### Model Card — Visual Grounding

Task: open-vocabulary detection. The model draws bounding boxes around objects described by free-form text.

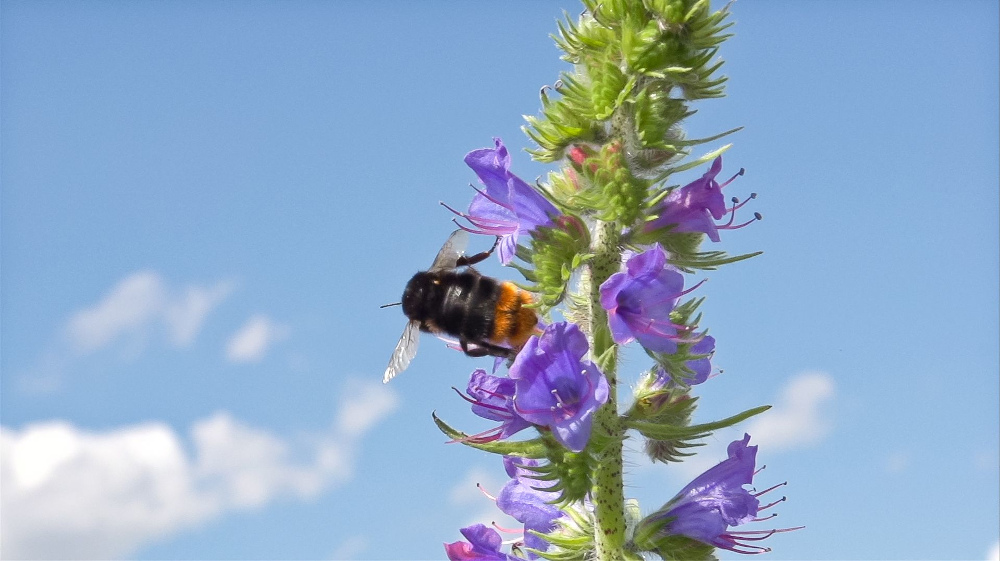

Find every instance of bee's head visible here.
[401,272,432,320]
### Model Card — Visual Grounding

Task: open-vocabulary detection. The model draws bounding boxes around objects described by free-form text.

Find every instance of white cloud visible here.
[330,536,369,560]
[17,273,233,394]
[988,540,999,561]
[336,379,401,438]
[0,381,399,560]
[655,372,838,482]
[164,282,233,346]
[225,315,289,363]
[65,271,232,354]
[66,272,167,353]
[744,371,835,452]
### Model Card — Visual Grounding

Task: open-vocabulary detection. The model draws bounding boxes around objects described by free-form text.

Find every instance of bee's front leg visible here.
[460,338,515,359]
[455,236,501,268]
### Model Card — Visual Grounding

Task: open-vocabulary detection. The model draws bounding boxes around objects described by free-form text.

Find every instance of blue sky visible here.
[2,1,997,560]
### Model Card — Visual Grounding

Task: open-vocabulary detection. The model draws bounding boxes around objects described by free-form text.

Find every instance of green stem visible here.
[589,221,625,561]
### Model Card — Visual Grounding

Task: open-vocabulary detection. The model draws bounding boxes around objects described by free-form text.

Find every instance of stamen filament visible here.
[728,546,771,554]
[719,168,745,189]
[450,386,509,413]
[477,483,497,501]
[492,522,522,534]
[676,278,708,298]
[451,219,491,237]
[730,526,804,536]
[758,496,787,511]
[469,184,514,211]
[753,481,788,497]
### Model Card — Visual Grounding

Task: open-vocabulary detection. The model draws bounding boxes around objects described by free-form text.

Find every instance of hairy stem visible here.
[589,220,625,560]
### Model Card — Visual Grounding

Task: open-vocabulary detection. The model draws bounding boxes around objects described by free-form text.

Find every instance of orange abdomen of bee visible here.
[490,282,539,348]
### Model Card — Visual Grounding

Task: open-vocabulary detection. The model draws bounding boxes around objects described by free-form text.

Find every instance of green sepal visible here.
[627,371,701,463]
[526,431,600,505]
[594,345,618,377]
[567,143,651,226]
[632,87,691,150]
[627,223,763,273]
[431,412,547,458]
[589,54,630,120]
[643,299,711,384]
[627,385,697,426]
[628,405,771,441]
[553,10,614,64]
[643,0,692,24]
[527,498,598,561]
[672,126,743,148]
[522,214,592,312]
[633,530,718,561]
[523,72,607,163]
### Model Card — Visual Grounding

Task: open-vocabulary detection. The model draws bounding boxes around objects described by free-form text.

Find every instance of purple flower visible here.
[444,524,512,561]
[496,457,565,556]
[637,434,800,554]
[645,156,756,242]
[653,335,716,387]
[455,369,531,443]
[682,335,716,384]
[599,244,704,354]
[444,138,561,264]
[509,322,609,452]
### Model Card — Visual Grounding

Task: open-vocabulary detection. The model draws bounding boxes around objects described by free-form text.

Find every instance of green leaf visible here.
[629,405,771,441]
[670,250,764,271]
[431,412,547,458]
[653,143,733,182]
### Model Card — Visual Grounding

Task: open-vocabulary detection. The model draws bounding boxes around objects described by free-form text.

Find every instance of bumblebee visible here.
[382,230,538,383]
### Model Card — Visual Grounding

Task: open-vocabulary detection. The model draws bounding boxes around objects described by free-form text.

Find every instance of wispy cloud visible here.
[744,371,835,452]
[988,540,999,561]
[0,381,399,560]
[330,536,369,560]
[225,314,289,363]
[652,371,838,481]
[337,379,401,438]
[66,271,232,354]
[18,272,233,393]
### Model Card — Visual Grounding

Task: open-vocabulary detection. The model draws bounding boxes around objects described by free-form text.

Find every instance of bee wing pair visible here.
[382,230,470,383]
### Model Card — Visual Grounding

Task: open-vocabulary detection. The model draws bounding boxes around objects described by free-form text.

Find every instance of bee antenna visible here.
[379,302,402,309]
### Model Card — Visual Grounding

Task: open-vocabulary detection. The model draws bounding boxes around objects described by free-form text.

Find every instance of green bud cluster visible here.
[527,0,735,172]
[513,214,593,312]
[532,432,601,505]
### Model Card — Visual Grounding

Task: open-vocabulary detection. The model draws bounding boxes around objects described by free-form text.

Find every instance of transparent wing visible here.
[383,320,421,383]
[429,229,468,271]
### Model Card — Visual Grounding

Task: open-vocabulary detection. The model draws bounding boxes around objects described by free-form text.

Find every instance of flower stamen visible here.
[758,496,787,511]
[491,521,523,534]
[719,168,746,189]
[753,481,788,497]
[477,483,497,501]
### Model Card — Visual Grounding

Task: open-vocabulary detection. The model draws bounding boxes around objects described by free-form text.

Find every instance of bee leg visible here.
[460,338,516,359]
[456,236,501,267]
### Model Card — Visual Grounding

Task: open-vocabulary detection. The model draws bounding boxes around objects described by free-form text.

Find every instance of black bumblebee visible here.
[383,230,539,383]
